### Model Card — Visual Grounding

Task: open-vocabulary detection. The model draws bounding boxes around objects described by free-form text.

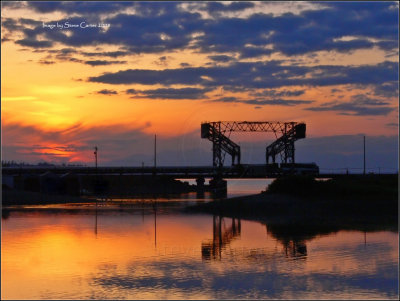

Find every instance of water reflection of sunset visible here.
[2,209,398,300]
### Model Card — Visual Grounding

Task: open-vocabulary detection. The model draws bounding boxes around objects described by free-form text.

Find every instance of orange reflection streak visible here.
[1,214,214,299]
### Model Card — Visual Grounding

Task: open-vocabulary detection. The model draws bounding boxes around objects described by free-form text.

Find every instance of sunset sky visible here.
[1,1,399,172]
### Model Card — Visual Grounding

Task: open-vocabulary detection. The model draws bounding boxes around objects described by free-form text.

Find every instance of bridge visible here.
[0,165,277,178]
[2,164,366,179]
[3,121,396,198]
[3,120,311,177]
[0,120,325,196]
[201,121,306,167]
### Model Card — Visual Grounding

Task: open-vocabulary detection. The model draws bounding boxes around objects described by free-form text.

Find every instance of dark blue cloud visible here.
[290,2,399,53]
[194,2,398,57]
[247,99,314,106]
[16,38,53,48]
[208,55,235,63]
[250,89,306,97]
[324,39,375,52]
[305,95,396,116]
[194,15,278,56]
[1,1,25,9]
[85,60,126,66]
[210,97,314,107]
[206,2,255,13]
[212,97,237,103]
[89,66,208,85]
[205,2,255,18]
[126,87,212,100]
[88,61,399,91]
[376,40,399,51]
[6,1,396,57]
[50,48,77,56]
[19,18,43,27]
[10,17,103,49]
[128,2,182,18]
[100,13,193,54]
[350,94,392,106]
[36,48,128,66]
[96,89,118,95]
[239,47,274,59]
[81,51,130,58]
[373,81,399,98]
[26,1,65,13]
[28,1,130,14]
[38,59,56,65]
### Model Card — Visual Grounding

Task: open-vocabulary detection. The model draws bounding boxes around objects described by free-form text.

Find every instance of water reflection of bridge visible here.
[201,215,308,260]
[282,240,307,258]
[92,206,309,260]
[201,216,241,260]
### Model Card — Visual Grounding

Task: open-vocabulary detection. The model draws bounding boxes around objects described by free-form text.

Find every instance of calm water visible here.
[1,179,398,300]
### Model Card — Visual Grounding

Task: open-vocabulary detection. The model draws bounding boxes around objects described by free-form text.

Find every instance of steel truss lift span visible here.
[201,121,306,168]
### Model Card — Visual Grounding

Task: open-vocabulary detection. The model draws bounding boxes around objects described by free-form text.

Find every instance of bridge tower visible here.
[265,123,306,164]
[201,121,306,168]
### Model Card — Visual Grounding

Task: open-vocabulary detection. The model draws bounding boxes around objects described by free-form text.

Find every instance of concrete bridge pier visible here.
[209,175,227,198]
[196,176,205,189]
[196,176,206,198]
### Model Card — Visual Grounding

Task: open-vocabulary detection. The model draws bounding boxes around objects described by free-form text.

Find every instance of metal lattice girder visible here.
[203,121,297,134]
[266,123,306,164]
[202,123,241,167]
[201,121,306,168]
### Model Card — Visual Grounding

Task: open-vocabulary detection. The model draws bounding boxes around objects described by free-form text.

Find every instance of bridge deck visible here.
[2,165,391,179]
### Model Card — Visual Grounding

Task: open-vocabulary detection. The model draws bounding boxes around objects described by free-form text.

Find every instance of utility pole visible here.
[363,136,366,175]
[94,146,99,195]
[94,146,98,170]
[154,134,157,173]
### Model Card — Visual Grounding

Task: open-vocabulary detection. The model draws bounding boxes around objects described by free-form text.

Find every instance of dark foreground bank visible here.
[1,174,219,205]
[187,175,398,233]
[1,189,94,205]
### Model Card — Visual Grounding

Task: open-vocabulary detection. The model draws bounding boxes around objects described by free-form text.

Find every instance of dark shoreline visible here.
[2,175,398,234]
[186,190,398,240]
[1,188,200,206]
[1,189,96,206]
[3,189,397,246]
